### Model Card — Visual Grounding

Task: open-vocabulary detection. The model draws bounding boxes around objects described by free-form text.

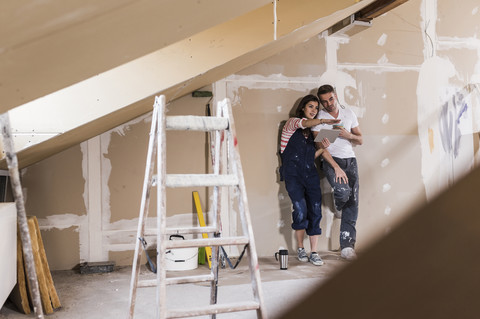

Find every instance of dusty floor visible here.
[0,252,350,318]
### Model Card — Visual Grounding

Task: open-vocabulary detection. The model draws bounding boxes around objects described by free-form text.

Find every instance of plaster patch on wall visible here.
[472,6,479,15]
[382,113,389,124]
[37,214,88,263]
[437,37,480,50]
[382,136,390,144]
[79,141,90,261]
[381,158,390,168]
[417,55,458,200]
[377,33,388,46]
[377,54,389,65]
[382,94,387,99]
[384,206,391,216]
[382,184,391,192]
[100,133,113,229]
[225,73,321,106]
[37,214,87,230]
[277,219,285,228]
[276,106,282,113]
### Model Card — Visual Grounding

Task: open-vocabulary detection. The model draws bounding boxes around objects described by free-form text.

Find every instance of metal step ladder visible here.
[127,95,267,319]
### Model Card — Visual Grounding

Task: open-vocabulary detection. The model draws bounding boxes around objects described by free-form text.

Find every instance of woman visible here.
[280,94,340,266]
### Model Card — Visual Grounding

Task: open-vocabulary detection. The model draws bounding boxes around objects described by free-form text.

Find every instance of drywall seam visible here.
[422,0,437,59]
[338,63,421,72]
[86,136,106,262]
[213,80,238,255]
[321,34,366,117]
[437,37,480,50]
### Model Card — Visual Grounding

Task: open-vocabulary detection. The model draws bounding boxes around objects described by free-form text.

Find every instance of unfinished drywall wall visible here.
[18,0,480,270]
[21,144,85,270]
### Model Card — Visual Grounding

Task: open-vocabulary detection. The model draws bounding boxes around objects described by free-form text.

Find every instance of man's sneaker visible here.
[297,248,308,262]
[309,252,324,266]
[341,247,357,261]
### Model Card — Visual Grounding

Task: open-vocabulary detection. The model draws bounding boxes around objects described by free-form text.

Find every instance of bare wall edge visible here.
[280,159,480,319]
[0,0,377,170]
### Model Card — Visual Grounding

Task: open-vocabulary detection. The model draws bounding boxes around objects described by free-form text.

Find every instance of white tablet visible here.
[314,129,341,143]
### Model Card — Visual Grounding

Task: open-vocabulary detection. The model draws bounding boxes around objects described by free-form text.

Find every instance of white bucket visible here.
[165,235,198,271]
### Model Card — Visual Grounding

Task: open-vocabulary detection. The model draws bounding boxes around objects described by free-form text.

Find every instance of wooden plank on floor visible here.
[32,216,61,309]
[8,229,31,314]
[27,217,53,314]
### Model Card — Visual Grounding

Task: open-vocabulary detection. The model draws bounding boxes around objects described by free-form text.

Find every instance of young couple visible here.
[279,84,363,266]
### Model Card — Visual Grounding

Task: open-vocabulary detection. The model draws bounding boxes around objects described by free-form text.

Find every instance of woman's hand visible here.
[318,137,330,149]
[321,119,341,125]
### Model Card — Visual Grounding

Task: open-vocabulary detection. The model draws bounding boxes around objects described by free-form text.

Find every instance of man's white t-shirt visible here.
[312,107,359,159]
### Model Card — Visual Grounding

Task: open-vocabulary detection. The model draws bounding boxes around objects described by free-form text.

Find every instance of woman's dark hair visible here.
[295,94,319,118]
[317,84,335,97]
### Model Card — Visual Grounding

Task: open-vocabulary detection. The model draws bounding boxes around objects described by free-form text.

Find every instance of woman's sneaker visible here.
[297,248,308,262]
[309,252,324,266]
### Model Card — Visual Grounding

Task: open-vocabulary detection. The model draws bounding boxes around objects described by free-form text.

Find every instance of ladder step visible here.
[167,301,260,318]
[166,116,228,131]
[166,236,249,249]
[138,274,214,287]
[165,174,238,188]
[144,226,218,237]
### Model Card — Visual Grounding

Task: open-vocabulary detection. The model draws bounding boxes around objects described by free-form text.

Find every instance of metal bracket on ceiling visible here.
[328,14,372,37]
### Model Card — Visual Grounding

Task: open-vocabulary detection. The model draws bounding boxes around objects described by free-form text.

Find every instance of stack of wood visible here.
[9,216,61,314]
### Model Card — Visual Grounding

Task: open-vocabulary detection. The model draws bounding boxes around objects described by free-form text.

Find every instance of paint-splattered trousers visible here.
[322,157,359,249]
[284,172,323,236]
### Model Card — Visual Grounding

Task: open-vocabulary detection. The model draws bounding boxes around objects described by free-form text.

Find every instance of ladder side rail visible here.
[128,100,160,319]
[209,100,225,317]
[156,95,168,319]
[222,99,268,319]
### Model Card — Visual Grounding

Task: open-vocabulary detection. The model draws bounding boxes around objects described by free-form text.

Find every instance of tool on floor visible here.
[192,191,212,269]
[195,189,247,270]
[127,95,267,319]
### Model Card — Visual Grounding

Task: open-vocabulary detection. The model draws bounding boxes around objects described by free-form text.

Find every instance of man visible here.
[311,84,363,260]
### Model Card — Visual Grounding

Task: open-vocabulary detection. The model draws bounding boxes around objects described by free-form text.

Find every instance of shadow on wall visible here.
[279,151,480,319]
[276,119,293,252]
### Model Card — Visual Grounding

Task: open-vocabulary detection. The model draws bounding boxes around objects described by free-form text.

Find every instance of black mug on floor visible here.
[274,249,288,270]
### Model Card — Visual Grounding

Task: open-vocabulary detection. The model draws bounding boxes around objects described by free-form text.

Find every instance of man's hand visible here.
[334,166,348,184]
[337,127,351,139]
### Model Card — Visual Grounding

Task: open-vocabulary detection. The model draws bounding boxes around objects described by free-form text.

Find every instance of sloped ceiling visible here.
[0,0,272,112]
[1,0,395,169]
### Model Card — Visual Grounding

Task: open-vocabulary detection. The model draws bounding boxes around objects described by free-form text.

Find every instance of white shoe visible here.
[341,247,357,260]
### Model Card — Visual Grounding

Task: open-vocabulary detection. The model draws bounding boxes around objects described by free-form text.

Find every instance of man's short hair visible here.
[317,84,335,97]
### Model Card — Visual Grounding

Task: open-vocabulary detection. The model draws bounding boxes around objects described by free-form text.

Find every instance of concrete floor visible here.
[0,252,350,319]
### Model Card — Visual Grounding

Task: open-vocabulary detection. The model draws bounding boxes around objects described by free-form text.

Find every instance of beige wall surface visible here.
[20,0,480,270]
